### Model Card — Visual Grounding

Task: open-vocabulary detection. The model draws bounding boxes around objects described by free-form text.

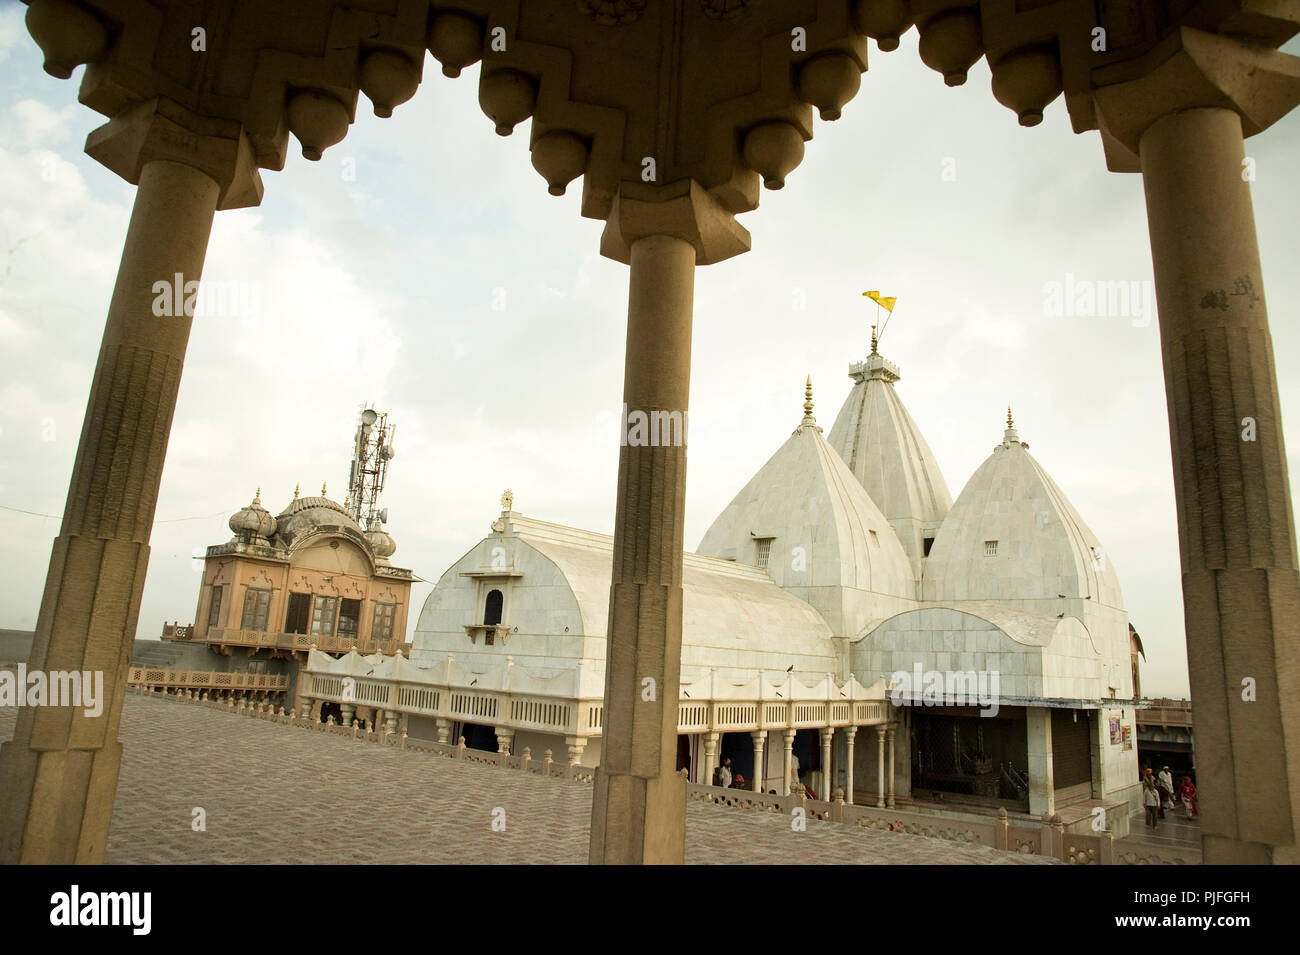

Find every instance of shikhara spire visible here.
[794,375,822,435]
[828,326,952,566]
[1003,406,1022,447]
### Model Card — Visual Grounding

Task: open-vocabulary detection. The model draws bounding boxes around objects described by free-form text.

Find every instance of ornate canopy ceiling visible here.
[26,1,1299,222]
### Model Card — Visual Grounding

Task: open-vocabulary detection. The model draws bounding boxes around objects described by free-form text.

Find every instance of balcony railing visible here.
[1135,698,1192,729]
[126,667,289,691]
[161,623,194,641]
[300,673,889,739]
[205,628,410,657]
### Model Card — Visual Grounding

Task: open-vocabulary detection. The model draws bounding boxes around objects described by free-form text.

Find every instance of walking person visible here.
[1157,765,1175,815]
[1179,776,1198,819]
[1142,771,1161,829]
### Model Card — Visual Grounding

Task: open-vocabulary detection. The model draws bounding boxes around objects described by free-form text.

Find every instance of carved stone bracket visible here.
[1092,27,1300,172]
[599,178,751,266]
[84,96,263,209]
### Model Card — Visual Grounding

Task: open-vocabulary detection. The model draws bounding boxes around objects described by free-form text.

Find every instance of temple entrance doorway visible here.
[456,721,498,752]
[910,706,1029,811]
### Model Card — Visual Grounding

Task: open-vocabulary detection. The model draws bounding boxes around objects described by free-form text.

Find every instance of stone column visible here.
[435,718,451,744]
[750,731,767,794]
[1142,110,1300,863]
[566,736,586,766]
[781,729,797,796]
[0,102,259,863]
[820,727,834,800]
[844,727,857,804]
[495,727,514,755]
[1090,709,1108,801]
[589,232,694,863]
[340,703,356,727]
[702,731,720,787]
[886,725,897,808]
[589,182,749,865]
[876,726,887,808]
[1094,30,1300,864]
[1026,707,1055,817]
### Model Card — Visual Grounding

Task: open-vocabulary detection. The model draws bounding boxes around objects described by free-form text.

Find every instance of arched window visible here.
[484,589,504,626]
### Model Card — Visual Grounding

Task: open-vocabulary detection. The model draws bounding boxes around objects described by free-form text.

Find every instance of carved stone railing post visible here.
[995,808,1010,852]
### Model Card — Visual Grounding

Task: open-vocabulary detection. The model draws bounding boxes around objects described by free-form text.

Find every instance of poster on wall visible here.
[1121,725,1133,751]
[1109,717,1122,744]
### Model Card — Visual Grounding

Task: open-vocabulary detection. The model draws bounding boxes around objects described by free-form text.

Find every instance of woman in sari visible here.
[1179,777,1198,818]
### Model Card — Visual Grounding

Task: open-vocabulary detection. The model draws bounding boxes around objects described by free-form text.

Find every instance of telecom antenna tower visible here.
[346,406,395,531]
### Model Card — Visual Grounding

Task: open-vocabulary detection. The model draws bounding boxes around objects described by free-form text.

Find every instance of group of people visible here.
[714,756,746,790]
[711,754,818,799]
[1141,765,1197,828]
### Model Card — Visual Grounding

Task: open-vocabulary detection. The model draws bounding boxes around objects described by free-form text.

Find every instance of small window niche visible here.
[484,588,504,626]
[464,577,514,646]
[984,540,999,557]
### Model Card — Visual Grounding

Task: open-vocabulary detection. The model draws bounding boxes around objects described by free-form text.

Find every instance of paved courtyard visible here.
[0,693,1052,864]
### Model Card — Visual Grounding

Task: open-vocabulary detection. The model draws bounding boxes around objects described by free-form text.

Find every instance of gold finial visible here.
[1007,406,1014,429]
[293,483,300,500]
[804,375,814,418]
[321,481,327,497]
[500,489,514,512]
[870,325,878,355]
[343,492,350,509]
[255,487,261,500]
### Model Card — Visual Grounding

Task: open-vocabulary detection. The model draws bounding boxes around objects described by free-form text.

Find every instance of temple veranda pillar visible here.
[886,725,897,808]
[702,731,720,787]
[819,728,833,800]
[749,732,767,795]
[0,100,260,864]
[1140,108,1300,864]
[588,233,696,865]
[1094,31,1300,864]
[589,183,749,864]
[1026,708,1055,818]
[844,726,857,805]
[782,729,797,796]
[876,726,886,808]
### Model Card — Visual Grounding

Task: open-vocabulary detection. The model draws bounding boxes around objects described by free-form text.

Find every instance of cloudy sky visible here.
[2,8,1297,698]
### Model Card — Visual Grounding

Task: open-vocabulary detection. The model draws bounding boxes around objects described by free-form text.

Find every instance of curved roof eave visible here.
[514,515,837,654]
[853,601,1099,652]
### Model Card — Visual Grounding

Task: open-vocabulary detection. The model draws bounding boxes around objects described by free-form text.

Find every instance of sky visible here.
[1,7,1298,699]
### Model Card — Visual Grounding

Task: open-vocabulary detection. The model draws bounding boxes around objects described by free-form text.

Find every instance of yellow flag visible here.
[862,290,897,312]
